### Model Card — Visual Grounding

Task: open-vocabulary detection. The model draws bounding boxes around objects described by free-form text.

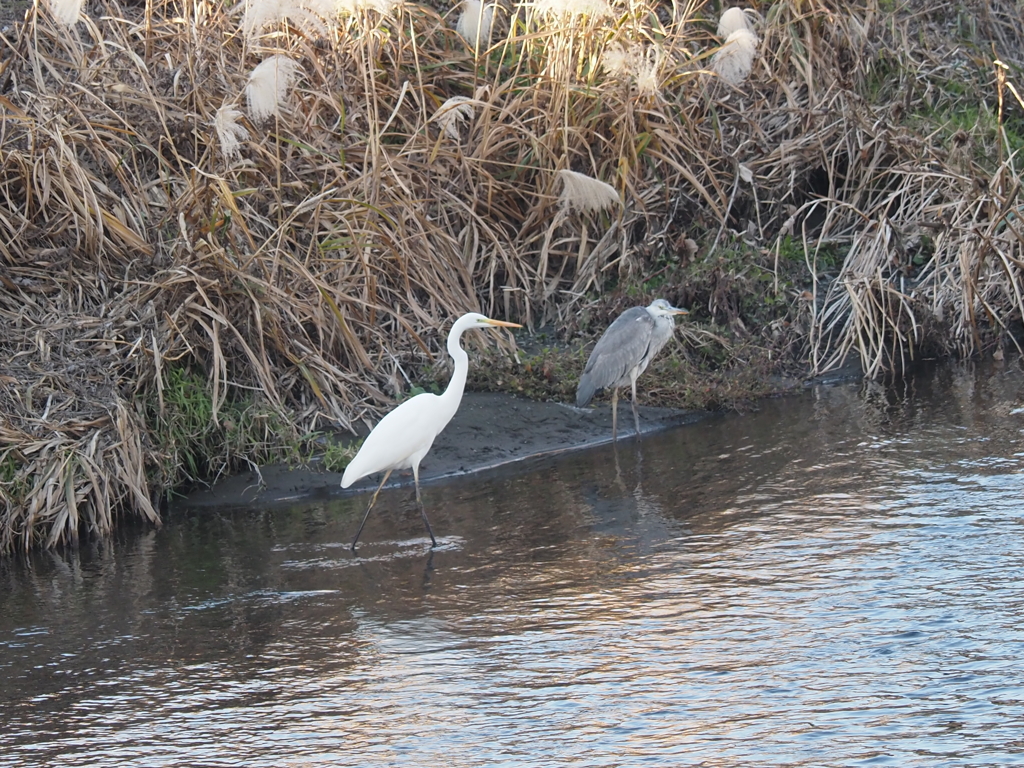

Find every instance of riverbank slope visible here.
[2,0,1023,550]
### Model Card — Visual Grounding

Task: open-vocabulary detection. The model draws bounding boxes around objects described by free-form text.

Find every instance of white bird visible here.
[342,312,521,550]
[576,299,689,440]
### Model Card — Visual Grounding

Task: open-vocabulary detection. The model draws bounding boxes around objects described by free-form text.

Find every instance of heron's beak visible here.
[483,318,523,328]
[671,307,689,315]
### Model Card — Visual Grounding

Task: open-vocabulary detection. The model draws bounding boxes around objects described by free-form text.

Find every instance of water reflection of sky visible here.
[2,362,1024,766]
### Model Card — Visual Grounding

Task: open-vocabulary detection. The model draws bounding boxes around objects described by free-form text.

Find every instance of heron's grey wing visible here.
[576,307,655,407]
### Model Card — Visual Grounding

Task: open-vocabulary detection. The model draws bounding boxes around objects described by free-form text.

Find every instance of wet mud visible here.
[178,393,706,510]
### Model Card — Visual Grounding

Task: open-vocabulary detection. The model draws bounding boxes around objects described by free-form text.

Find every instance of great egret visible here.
[342,312,521,550]
[576,299,688,440]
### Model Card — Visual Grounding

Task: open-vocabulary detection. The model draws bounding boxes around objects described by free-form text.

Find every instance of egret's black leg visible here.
[413,466,437,547]
[350,469,392,551]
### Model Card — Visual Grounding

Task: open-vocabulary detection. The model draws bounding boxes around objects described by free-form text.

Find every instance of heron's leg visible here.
[630,376,641,437]
[350,469,393,551]
[612,441,626,492]
[413,465,438,548]
[611,388,619,441]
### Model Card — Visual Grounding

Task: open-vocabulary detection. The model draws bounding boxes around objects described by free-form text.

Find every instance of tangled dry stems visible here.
[0,0,1023,550]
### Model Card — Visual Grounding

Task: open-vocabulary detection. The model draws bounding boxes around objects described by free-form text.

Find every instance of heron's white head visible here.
[646,299,689,318]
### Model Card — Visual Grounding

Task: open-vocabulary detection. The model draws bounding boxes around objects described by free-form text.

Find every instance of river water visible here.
[3,362,1024,767]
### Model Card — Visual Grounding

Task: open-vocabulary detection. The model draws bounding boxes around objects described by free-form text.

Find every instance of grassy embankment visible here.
[0,0,1022,551]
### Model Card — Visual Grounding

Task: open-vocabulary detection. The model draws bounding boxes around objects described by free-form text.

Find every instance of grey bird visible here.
[576,299,689,440]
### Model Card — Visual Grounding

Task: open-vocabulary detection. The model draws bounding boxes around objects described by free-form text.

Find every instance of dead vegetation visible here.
[1,0,1023,550]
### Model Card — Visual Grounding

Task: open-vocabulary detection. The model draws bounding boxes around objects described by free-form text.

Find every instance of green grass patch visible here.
[148,366,306,491]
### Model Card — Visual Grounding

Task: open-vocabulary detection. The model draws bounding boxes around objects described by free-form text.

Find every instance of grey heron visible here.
[342,312,521,550]
[576,299,688,440]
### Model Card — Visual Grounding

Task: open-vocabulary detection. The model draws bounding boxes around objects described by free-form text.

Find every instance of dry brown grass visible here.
[1,0,1023,550]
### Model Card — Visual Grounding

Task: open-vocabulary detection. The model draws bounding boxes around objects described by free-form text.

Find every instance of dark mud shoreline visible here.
[177,353,872,513]
[178,392,710,511]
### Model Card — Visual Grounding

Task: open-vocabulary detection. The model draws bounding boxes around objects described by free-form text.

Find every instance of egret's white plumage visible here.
[342,312,521,549]
[576,299,688,439]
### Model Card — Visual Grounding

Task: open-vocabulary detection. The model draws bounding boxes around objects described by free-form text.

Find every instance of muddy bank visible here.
[178,354,866,512]
[178,392,709,510]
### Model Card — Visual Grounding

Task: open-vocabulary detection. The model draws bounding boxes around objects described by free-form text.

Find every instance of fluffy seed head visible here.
[246,55,301,123]
[433,96,474,140]
[214,105,251,158]
[46,0,85,26]
[711,29,758,85]
[456,0,494,50]
[717,6,753,37]
[602,42,662,96]
[534,0,611,19]
[242,0,328,38]
[634,55,660,97]
[602,43,630,78]
[557,169,621,214]
[334,0,400,15]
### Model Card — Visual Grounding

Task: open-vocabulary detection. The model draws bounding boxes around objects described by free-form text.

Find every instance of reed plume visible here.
[455,0,493,51]
[242,0,326,37]
[335,0,400,15]
[534,0,611,19]
[635,53,662,96]
[602,42,662,96]
[717,6,754,37]
[602,42,630,78]
[557,170,621,213]
[711,5,758,85]
[433,96,474,140]
[46,0,85,26]
[711,29,758,85]
[246,56,301,122]
[214,105,250,158]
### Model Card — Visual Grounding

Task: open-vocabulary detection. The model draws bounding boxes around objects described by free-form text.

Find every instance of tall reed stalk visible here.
[1,0,1023,549]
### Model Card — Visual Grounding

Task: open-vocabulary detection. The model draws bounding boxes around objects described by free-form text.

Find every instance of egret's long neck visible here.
[441,323,471,408]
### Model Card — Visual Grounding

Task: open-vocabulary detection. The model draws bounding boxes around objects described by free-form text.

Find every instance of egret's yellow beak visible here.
[484,318,523,328]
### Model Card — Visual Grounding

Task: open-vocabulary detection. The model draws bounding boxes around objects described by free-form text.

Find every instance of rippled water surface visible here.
[4,364,1024,767]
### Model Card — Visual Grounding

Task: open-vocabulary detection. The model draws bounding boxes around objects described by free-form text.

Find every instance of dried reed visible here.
[1,0,1022,550]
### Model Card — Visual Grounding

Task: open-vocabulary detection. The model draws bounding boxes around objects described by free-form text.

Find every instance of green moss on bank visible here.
[448,237,818,412]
